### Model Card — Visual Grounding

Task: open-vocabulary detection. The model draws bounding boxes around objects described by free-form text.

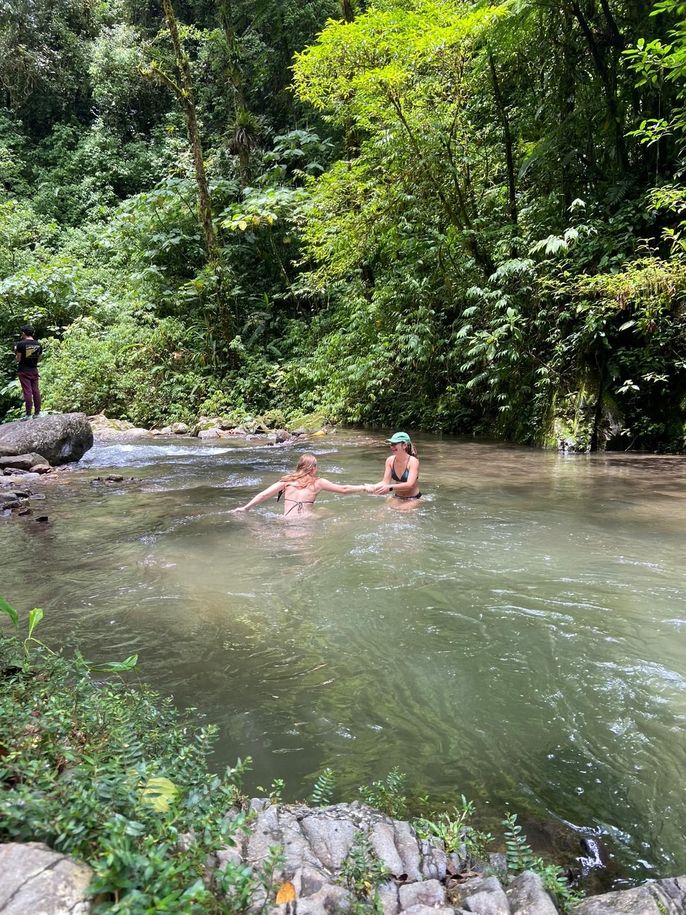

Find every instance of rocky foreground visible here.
[1,801,684,914]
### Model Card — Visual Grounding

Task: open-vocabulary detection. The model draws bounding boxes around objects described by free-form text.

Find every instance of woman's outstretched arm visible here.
[318,479,374,495]
[232,481,284,512]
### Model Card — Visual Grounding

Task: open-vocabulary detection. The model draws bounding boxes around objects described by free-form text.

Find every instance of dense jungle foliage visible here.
[1,0,685,449]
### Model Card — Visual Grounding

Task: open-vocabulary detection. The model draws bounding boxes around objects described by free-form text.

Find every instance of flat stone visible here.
[507,871,557,915]
[0,453,49,471]
[399,878,447,909]
[370,822,405,878]
[292,864,328,897]
[457,875,511,915]
[300,811,356,871]
[378,880,400,915]
[271,882,351,914]
[276,808,322,872]
[0,841,93,914]
[403,907,456,915]
[88,414,149,440]
[246,804,281,868]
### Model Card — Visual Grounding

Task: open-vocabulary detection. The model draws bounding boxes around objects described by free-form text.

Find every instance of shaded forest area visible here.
[0,0,685,450]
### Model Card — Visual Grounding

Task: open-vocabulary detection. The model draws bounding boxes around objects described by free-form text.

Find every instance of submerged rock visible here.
[0,413,92,465]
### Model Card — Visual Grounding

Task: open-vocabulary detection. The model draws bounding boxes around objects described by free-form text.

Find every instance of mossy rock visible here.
[257,410,287,430]
[286,412,330,434]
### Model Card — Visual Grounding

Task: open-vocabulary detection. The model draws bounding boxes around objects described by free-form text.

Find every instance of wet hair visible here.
[401,442,418,458]
[280,453,318,484]
[21,325,35,337]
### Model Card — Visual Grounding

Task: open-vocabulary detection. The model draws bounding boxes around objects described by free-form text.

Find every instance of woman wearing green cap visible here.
[372,432,421,503]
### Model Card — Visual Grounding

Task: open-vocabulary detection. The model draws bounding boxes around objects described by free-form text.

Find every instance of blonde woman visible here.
[232,453,373,517]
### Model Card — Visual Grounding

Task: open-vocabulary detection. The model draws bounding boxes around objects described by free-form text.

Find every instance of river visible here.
[2,430,685,886]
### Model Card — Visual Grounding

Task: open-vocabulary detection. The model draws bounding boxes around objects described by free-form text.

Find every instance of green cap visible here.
[386,431,411,444]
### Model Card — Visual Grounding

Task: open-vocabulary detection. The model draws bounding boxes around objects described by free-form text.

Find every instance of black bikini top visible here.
[391,460,411,483]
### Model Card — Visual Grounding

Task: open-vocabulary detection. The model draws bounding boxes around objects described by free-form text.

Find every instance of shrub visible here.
[0,609,267,913]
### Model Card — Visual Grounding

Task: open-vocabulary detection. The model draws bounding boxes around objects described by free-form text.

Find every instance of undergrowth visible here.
[0,601,274,914]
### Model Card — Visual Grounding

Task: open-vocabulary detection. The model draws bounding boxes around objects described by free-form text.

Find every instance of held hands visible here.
[372,482,390,495]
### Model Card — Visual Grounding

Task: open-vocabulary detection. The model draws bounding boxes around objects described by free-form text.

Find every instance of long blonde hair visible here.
[280,453,318,485]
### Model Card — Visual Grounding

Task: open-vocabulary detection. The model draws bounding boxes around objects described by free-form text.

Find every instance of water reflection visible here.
[1,433,685,883]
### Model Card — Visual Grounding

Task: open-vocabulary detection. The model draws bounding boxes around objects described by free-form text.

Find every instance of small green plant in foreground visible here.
[340,832,389,914]
[310,767,336,806]
[414,795,494,863]
[359,767,408,819]
[502,813,583,912]
[0,597,137,673]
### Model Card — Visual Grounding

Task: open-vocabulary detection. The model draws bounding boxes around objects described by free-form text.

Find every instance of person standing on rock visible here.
[14,325,42,420]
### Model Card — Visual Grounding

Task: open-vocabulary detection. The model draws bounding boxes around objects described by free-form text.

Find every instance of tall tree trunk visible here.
[218,0,247,111]
[557,17,577,213]
[569,0,628,172]
[161,0,219,262]
[341,0,355,22]
[487,48,518,253]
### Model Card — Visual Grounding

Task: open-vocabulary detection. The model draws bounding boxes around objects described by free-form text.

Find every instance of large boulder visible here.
[0,413,93,465]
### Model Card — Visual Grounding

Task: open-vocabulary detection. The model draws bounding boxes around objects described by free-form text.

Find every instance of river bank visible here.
[2,629,684,914]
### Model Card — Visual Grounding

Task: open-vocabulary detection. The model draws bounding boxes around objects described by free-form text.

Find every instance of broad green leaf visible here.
[88,654,138,673]
[140,776,179,813]
[0,597,19,626]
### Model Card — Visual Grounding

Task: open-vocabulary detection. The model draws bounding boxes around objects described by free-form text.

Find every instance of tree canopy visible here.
[0,0,684,449]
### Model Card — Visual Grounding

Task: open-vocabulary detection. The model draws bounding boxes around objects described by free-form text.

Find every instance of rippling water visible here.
[2,431,685,884]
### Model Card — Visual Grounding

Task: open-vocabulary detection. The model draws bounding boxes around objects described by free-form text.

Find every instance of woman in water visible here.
[231,453,373,517]
[372,431,421,503]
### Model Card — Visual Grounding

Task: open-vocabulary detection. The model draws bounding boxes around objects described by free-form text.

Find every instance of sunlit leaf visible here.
[27,607,44,639]
[140,776,179,813]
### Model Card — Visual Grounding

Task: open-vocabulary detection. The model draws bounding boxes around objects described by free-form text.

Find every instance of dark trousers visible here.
[18,369,41,415]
